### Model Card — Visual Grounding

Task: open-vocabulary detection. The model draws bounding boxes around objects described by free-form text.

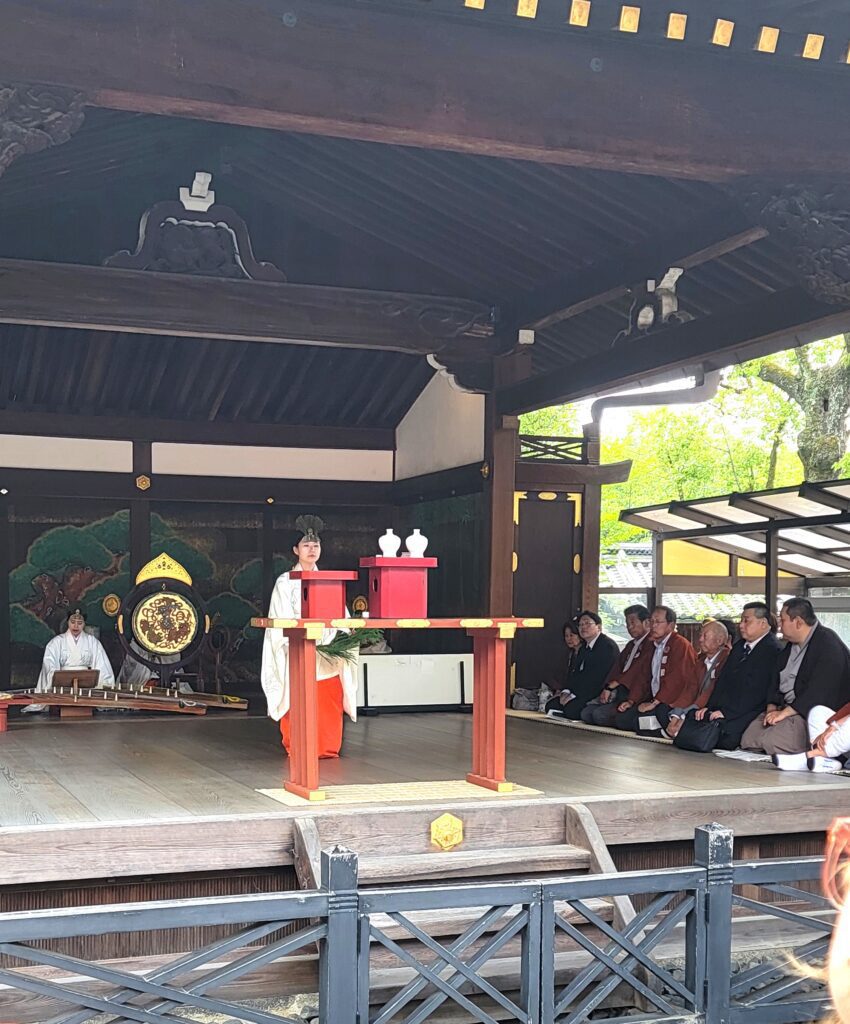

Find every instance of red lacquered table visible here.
[250,616,544,801]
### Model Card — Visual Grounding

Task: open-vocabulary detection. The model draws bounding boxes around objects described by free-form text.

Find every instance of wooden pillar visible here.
[582,483,601,611]
[649,533,664,610]
[130,441,151,576]
[0,494,9,688]
[466,623,515,792]
[765,528,779,615]
[484,394,517,617]
[262,506,275,613]
[283,623,326,801]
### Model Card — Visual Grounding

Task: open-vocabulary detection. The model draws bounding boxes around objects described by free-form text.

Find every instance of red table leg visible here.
[0,703,7,733]
[283,625,326,801]
[466,624,516,792]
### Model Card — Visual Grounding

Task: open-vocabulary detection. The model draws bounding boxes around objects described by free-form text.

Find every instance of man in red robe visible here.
[613,605,698,733]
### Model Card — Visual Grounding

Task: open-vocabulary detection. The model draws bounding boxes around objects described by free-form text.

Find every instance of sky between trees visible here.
[520,334,850,550]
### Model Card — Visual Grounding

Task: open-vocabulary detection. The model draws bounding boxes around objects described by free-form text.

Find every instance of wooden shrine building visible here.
[2,7,850,1020]
[4,1,850,696]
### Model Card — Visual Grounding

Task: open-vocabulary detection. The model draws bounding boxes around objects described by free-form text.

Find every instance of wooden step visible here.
[358,843,590,883]
[370,896,613,942]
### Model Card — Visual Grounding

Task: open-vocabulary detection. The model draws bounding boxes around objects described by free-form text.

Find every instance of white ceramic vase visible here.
[378,528,402,557]
[405,528,428,557]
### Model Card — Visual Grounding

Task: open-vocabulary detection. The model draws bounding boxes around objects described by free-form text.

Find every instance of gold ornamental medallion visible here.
[430,813,464,851]
[132,592,198,655]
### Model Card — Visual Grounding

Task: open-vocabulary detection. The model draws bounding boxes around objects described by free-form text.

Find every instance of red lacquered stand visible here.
[251,616,543,800]
[359,557,438,618]
[289,570,359,619]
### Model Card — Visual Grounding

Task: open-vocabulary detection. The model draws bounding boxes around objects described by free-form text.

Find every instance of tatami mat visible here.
[258,779,542,806]
[507,708,673,744]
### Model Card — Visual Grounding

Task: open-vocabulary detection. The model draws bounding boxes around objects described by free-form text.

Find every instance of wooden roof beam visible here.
[504,218,766,333]
[3,1,850,180]
[0,258,495,358]
[497,287,850,415]
[0,410,395,451]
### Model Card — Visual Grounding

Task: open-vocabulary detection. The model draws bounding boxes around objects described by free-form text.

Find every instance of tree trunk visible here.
[759,352,850,481]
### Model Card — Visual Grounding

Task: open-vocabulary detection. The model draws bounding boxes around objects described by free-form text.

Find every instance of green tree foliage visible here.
[9,563,39,603]
[599,392,804,546]
[27,526,113,575]
[10,604,54,647]
[519,404,581,436]
[231,556,290,599]
[519,346,823,549]
[86,510,130,554]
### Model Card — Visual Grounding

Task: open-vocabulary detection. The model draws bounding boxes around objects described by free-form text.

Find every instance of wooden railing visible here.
[518,434,588,463]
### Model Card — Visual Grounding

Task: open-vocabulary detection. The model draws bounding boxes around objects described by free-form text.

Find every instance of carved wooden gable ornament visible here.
[105,172,287,282]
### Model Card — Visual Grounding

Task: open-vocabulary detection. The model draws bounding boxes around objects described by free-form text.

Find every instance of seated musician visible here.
[660,619,729,739]
[117,639,187,691]
[613,605,698,734]
[260,515,357,759]
[674,602,782,752]
[746,598,850,768]
[581,605,651,727]
[545,611,619,720]
[26,608,115,711]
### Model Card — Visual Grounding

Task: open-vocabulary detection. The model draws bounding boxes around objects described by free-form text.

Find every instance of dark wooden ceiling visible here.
[0,107,800,428]
[0,323,431,432]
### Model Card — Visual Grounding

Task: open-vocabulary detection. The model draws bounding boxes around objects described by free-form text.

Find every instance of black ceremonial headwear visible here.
[295,514,324,542]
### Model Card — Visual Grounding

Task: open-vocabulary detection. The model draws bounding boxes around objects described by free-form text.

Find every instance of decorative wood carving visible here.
[105,200,287,282]
[738,182,850,305]
[383,297,495,343]
[427,353,494,393]
[0,83,86,177]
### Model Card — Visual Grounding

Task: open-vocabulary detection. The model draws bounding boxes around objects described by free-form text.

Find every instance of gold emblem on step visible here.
[431,813,464,851]
[102,593,121,617]
[135,552,193,586]
[135,474,151,491]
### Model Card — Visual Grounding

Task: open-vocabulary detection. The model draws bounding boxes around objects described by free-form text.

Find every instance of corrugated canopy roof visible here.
[622,479,850,577]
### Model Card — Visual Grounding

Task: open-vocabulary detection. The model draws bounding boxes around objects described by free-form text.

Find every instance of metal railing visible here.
[0,825,832,1024]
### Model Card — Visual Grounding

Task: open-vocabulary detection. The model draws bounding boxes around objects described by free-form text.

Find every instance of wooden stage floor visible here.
[1,710,847,828]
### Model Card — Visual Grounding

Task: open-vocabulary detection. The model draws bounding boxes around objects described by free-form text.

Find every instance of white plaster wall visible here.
[394,374,485,480]
[151,443,393,481]
[0,435,132,472]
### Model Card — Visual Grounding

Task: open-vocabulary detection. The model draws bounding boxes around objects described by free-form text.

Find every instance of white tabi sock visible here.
[771,752,808,771]
[638,715,661,731]
[807,755,844,773]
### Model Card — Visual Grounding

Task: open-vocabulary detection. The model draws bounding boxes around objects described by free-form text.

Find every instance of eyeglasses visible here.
[823,818,850,906]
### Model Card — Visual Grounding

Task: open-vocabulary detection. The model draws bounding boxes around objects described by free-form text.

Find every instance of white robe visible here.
[36,630,115,692]
[260,568,358,723]
[117,640,181,688]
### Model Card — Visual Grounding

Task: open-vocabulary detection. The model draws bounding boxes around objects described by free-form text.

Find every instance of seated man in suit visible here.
[613,605,698,733]
[674,602,782,752]
[661,619,729,738]
[581,605,652,727]
[546,610,619,721]
[745,597,850,764]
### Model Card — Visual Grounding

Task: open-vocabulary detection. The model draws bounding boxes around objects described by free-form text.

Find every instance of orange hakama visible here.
[279,674,345,759]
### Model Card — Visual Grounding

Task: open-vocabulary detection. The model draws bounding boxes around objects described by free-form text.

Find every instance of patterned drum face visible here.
[131,592,199,656]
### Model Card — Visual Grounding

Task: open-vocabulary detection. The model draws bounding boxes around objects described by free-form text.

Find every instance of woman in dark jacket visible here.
[546,611,619,720]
